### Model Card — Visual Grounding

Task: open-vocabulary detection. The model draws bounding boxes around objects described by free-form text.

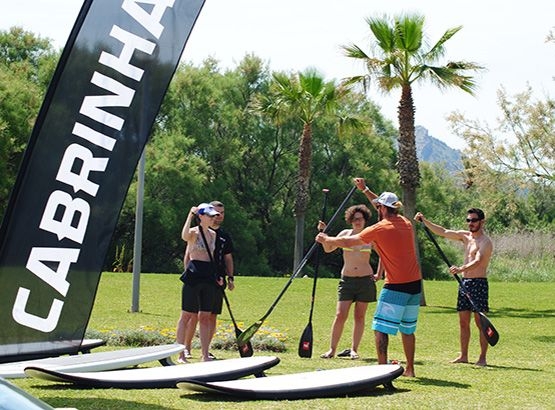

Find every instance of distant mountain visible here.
[415,125,463,173]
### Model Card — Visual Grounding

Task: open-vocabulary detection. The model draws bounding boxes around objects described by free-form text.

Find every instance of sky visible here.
[1,0,554,149]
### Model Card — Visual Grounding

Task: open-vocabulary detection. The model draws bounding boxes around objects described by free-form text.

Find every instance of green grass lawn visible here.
[12,273,555,409]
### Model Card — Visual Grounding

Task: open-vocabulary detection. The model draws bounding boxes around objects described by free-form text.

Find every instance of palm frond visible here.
[394,14,424,52]
[367,16,396,53]
[426,26,463,61]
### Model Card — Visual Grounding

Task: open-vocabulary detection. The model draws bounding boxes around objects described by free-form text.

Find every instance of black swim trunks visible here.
[456,278,489,312]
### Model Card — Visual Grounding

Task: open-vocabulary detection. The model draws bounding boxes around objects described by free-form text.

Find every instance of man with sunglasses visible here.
[414,209,493,366]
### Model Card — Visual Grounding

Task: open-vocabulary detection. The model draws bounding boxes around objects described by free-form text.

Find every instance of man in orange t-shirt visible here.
[316,180,422,377]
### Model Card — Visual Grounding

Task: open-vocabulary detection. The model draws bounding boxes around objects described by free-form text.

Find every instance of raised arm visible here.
[414,211,465,241]
[353,177,379,209]
[181,206,198,242]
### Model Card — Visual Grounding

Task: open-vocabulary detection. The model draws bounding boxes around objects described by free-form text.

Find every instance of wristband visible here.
[363,186,370,193]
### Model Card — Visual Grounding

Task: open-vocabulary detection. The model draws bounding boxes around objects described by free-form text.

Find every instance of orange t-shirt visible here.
[359,215,421,284]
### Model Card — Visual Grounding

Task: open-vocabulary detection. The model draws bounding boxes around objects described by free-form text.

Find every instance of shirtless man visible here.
[319,205,379,360]
[415,209,493,366]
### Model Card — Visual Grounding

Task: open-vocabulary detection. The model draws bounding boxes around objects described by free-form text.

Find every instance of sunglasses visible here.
[466,217,482,223]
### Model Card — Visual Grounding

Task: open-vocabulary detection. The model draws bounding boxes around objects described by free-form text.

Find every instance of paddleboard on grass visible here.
[25,356,280,389]
[0,339,107,364]
[0,377,56,410]
[178,364,404,400]
[0,344,184,379]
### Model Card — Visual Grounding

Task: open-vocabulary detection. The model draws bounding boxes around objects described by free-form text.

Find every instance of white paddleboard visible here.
[0,377,56,410]
[0,344,184,379]
[25,356,280,389]
[178,364,404,400]
[0,339,107,364]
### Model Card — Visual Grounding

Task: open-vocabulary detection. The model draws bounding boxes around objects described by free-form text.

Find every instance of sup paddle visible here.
[298,188,329,358]
[238,185,357,347]
[222,290,254,357]
[198,226,254,357]
[420,223,499,346]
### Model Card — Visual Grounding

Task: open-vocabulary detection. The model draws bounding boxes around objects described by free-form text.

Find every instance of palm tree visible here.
[342,13,483,219]
[256,68,352,269]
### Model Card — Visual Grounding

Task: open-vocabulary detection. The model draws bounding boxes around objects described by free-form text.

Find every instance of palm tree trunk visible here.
[397,85,426,305]
[293,123,312,270]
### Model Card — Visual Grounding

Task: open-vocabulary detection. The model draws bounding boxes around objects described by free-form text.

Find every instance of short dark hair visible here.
[467,208,485,220]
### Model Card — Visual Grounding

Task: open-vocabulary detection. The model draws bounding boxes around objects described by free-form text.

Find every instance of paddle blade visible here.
[237,321,262,346]
[479,313,500,346]
[298,323,313,358]
[234,327,254,357]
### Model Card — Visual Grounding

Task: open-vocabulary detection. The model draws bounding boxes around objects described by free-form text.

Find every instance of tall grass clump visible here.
[489,231,555,282]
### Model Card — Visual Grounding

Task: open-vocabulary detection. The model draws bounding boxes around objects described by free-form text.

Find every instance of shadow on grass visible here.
[179,384,408,402]
[45,397,172,409]
[533,335,555,344]
[424,305,555,319]
[408,377,470,389]
[482,363,542,372]
[494,307,555,319]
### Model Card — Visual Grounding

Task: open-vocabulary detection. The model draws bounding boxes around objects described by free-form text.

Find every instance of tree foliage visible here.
[342,13,483,219]
[2,26,553,281]
[449,87,555,230]
[0,27,58,217]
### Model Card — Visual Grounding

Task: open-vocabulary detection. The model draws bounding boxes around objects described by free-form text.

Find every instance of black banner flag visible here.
[0,0,205,361]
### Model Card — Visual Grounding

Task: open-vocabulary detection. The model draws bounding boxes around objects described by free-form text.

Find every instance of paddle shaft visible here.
[255,185,355,320]
[239,185,357,345]
[308,189,329,322]
[199,225,254,357]
[298,189,329,358]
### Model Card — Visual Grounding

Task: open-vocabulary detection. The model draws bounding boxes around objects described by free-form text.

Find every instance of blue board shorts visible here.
[372,288,421,335]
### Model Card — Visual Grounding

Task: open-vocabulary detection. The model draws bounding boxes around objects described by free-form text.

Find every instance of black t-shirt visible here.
[212,227,233,276]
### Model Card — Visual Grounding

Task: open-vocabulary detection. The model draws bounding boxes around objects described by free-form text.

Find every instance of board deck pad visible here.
[0,344,184,379]
[178,364,404,400]
[25,356,280,389]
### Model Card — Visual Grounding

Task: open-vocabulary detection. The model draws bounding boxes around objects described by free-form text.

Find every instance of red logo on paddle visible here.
[302,342,311,350]
[487,328,494,337]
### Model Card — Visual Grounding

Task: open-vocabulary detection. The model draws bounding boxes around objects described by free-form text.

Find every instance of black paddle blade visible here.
[234,327,254,357]
[479,312,500,346]
[237,321,262,346]
[298,323,313,358]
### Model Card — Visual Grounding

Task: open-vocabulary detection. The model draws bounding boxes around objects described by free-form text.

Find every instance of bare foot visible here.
[474,359,487,367]
[177,356,188,364]
[450,356,468,364]
[403,369,416,377]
